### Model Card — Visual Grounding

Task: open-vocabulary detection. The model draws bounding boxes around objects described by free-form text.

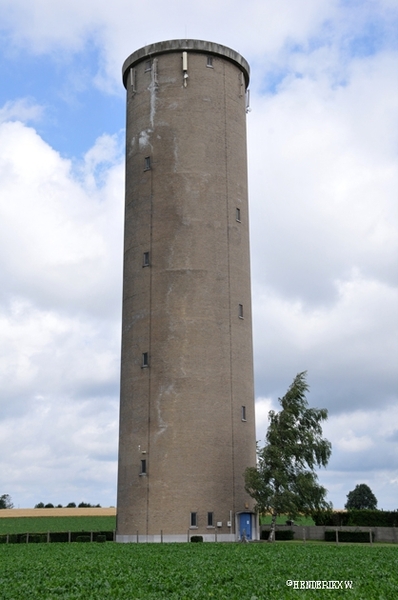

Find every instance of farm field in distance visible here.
[1,542,397,599]
[0,515,116,535]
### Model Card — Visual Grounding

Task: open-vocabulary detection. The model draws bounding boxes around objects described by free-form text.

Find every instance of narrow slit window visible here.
[143,252,150,267]
[190,512,197,527]
[145,59,152,72]
[144,156,151,171]
[241,406,247,421]
[207,512,214,527]
[239,72,245,97]
[236,208,241,222]
[207,56,213,68]
[130,68,136,93]
[238,304,244,319]
[142,352,149,368]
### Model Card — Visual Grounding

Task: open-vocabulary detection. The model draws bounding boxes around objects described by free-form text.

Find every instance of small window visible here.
[142,352,149,368]
[207,56,213,68]
[143,251,150,267]
[241,406,247,421]
[236,208,241,222]
[190,512,197,527]
[144,156,151,171]
[145,60,152,72]
[140,459,147,475]
[207,512,214,527]
[130,68,136,92]
[238,304,244,319]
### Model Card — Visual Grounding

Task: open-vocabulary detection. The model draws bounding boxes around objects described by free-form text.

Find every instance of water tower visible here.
[117,39,257,542]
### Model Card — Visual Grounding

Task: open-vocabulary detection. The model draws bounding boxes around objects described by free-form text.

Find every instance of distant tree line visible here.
[34,502,101,508]
[1,495,103,509]
[312,509,398,527]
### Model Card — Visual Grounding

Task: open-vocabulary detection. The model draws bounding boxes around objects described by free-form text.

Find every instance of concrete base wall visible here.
[260,525,398,543]
[116,533,237,543]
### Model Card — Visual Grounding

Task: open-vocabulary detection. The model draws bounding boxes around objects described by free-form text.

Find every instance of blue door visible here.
[239,513,252,540]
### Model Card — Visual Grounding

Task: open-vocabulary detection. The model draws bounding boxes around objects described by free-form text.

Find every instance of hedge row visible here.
[0,531,113,544]
[324,530,375,543]
[261,530,295,541]
[312,510,398,527]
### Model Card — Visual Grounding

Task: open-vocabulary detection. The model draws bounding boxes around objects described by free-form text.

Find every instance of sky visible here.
[0,0,397,511]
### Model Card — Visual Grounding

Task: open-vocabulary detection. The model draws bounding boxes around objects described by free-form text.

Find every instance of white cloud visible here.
[80,133,121,188]
[0,119,123,505]
[253,273,398,413]
[0,0,397,510]
[255,400,398,509]
[0,0,336,52]
[0,98,44,124]
[249,50,398,304]
[0,120,124,315]
[248,39,398,423]
[336,434,374,453]
[254,396,277,444]
[0,394,118,507]
[317,405,398,508]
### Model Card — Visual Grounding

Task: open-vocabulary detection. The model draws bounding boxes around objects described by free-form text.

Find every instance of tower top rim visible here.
[122,39,250,89]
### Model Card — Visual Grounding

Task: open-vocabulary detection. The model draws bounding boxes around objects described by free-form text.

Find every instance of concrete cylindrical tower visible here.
[117,39,257,542]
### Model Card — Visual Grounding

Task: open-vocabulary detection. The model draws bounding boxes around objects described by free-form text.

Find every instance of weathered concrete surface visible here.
[261,525,398,543]
[117,40,257,541]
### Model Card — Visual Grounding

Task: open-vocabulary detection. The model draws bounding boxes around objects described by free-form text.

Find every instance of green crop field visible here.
[0,516,116,534]
[0,542,397,599]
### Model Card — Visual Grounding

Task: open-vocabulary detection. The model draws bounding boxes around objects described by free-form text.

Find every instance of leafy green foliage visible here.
[0,543,396,599]
[324,530,375,543]
[312,510,398,527]
[259,514,315,526]
[0,530,113,543]
[345,484,378,510]
[245,372,331,540]
[0,494,13,509]
[260,529,294,540]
